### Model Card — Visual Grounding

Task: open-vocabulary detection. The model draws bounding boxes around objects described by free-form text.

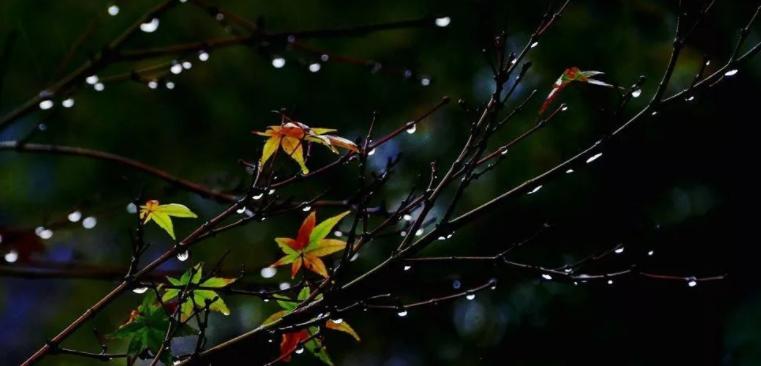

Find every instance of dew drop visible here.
[39,99,54,110]
[236,206,247,214]
[67,210,82,222]
[415,228,424,236]
[85,75,99,85]
[302,205,312,212]
[295,346,304,354]
[397,309,408,317]
[82,216,97,229]
[528,185,543,195]
[182,61,192,70]
[607,279,614,285]
[260,266,277,279]
[500,148,508,156]
[308,63,321,73]
[406,123,417,134]
[687,277,697,287]
[165,81,175,90]
[724,69,738,77]
[530,41,539,48]
[147,80,158,89]
[541,273,553,280]
[126,202,138,214]
[403,214,412,221]
[586,152,603,164]
[331,318,343,324]
[198,50,210,62]
[647,250,654,256]
[176,250,190,262]
[132,287,148,294]
[368,148,376,156]
[565,168,574,174]
[107,4,120,16]
[685,95,695,102]
[419,76,431,87]
[279,282,291,290]
[334,230,343,237]
[438,235,446,240]
[140,18,160,33]
[452,279,461,289]
[94,82,105,91]
[170,63,183,75]
[320,54,330,62]
[61,98,75,108]
[39,229,54,240]
[272,57,286,69]
[631,89,642,98]
[435,17,451,27]
[614,247,624,254]
[561,105,569,112]
[268,189,276,195]
[465,293,476,301]
[4,250,18,263]
[253,193,264,200]
[403,265,412,271]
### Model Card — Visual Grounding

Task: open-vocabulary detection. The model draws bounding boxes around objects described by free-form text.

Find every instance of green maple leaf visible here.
[162,263,237,320]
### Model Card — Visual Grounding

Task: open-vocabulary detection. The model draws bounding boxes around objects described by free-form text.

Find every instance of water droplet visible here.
[182,61,192,70]
[368,148,376,156]
[170,63,183,75]
[272,57,286,69]
[4,250,18,263]
[400,231,407,237]
[107,4,120,16]
[86,75,99,85]
[279,282,291,290]
[308,63,321,73]
[685,95,695,102]
[541,273,553,280]
[647,250,654,256]
[176,250,189,262]
[126,202,138,214]
[403,69,413,79]
[465,293,476,301]
[147,80,158,89]
[215,12,224,21]
[561,105,569,112]
[687,277,697,287]
[67,210,82,222]
[82,216,97,229]
[132,287,148,294]
[631,89,642,98]
[334,230,343,237]
[452,279,461,289]
[403,214,413,221]
[614,247,624,254]
[434,16,451,27]
[331,318,343,324]
[198,50,210,62]
[530,41,539,48]
[586,152,603,164]
[724,69,738,77]
[573,281,579,286]
[302,205,312,212]
[268,189,276,195]
[419,76,431,87]
[705,60,711,66]
[165,81,175,90]
[446,233,454,239]
[260,266,277,278]
[438,235,446,240]
[403,265,412,271]
[406,123,417,134]
[320,54,329,62]
[39,99,54,110]
[650,110,658,116]
[397,309,408,317]
[39,229,54,239]
[564,267,573,273]
[415,228,424,236]
[607,279,614,285]
[253,193,264,200]
[140,18,160,33]
[350,252,359,262]
[94,82,105,91]
[236,206,247,214]
[528,185,543,195]
[295,346,304,354]
[61,98,75,108]
[500,148,508,156]
[565,168,574,174]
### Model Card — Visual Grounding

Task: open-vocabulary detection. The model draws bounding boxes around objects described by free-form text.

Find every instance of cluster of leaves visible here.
[263,287,360,365]
[110,264,236,363]
[539,66,614,114]
[271,210,351,278]
[254,116,358,174]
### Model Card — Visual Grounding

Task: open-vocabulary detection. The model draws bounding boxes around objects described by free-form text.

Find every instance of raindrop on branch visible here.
[294,346,304,354]
[132,287,148,294]
[198,50,210,62]
[687,277,697,287]
[614,247,624,254]
[334,230,343,237]
[607,279,614,285]
[147,80,158,89]
[331,318,343,324]
[126,202,138,214]
[279,282,291,290]
[107,4,120,16]
[631,89,642,98]
[419,76,431,87]
[94,83,105,91]
[308,63,321,73]
[170,63,183,75]
[724,69,738,77]
[67,210,82,222]
[140,18,160,33]
[302,205,312,212]
[530,41,539,48]
[403,214,412,221]
[39,100,54,110]
[685,95,695,102]
[253,193,264,200]
[260,267,276,278]
[528,185,543,195]
[4,250,18,263]
[541,273,553,280]
[465,293,476,301]
[176,250,190,262]
[82,216,97,229]
[403,265,412,271]
[368,148,376,156]
[647,250,654,256]
[86,75,99,85]
[586,152,603,164]
[61,98,75,108]
[182,61,192,70]
[397,309,408,317]
[272,57,286,69]
[435,17,451,27]
[565,168,574,174]
[415,228,424,236]
[165,81,175,90]
[406,123,417,134]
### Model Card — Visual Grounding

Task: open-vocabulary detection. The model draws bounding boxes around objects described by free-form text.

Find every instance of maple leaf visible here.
[266,287,358,365]
[139,200,197,240]
[253,116,358,174]
[162,263,236,320]
[271,210,350,278]
[110,292,195,365]
[539,66,614,115]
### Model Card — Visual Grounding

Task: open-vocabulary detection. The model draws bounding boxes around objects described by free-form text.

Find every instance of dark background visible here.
[1,0,760,365]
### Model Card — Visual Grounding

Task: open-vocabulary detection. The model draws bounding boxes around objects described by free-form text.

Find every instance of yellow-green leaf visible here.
[326,319,361,342]
[308,211,350,244]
